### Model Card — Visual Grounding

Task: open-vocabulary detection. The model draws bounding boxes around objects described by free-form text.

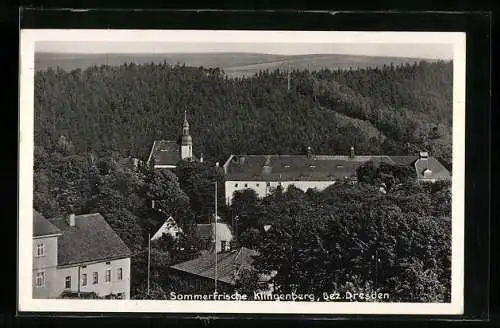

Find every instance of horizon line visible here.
[35,51,452,61]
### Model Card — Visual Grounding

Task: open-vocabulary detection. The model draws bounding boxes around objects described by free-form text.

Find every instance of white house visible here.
[33,210,63,299]
[47,213,131,299]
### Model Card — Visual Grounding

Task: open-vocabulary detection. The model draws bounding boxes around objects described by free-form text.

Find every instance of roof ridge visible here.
[75,213,102,217]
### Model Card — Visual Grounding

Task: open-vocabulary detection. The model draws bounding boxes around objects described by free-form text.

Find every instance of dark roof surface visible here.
[33,210,61,237]
[414,157,451,180]
[148,140,181,167]
[49,213,131,266]
[170,247,258,285]
[196,224,213,244]
[223,154,418,181]
[222,154,452,182]
[389,155,419,166]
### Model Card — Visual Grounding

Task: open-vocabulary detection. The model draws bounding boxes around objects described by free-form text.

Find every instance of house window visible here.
[106,261,111,265]
[35,271,45,287]
[244,184,248,188]
[93,272,98,284]
[256,183,260,187]
[36,243,45,257]
[235,183,238,187]
[65,276,71,289]
[82,274,87,286]
[117,268,123,281]
[221,240,226,251]
[105,270,111,283]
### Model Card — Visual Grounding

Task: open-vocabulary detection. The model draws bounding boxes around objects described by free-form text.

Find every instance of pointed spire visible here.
[182,109,190,135]
[181,108,193,159]
[183,109,189,129]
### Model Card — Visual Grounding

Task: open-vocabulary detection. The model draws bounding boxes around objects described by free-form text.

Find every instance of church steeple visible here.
[181,109,193,160]
[183,110,189,135]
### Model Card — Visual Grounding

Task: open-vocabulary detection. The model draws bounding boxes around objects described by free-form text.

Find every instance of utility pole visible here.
[233,216,239,243]
[287,62,291,91]
[147,233,151,296]
[214,180,218,293]
[372,249,381,289]
[287,70,291,91]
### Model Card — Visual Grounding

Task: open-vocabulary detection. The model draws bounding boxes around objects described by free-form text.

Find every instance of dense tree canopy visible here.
[233,182,451,302]
[34,61,453,168]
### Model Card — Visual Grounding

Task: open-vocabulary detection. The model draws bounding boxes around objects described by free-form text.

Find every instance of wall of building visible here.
[32,236,59,299]
[213,222,234,253]
[181,145,192,160]
[56,257,131,299]
[225,180,336,204]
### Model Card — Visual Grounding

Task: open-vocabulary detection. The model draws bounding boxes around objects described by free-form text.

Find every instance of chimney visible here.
[67,213,75,227]
[200,153,204,163]
[419,151,429,160]
[307,146,312,158]
[229,240,239,251]
[349,146,355,159]
[262,156,272,175]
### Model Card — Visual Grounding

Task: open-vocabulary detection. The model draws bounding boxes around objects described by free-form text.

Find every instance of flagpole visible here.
[214,179,218,293]
[147,233,151,296]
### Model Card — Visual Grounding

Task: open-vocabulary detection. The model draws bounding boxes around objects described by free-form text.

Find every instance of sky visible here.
[36,41,454,60]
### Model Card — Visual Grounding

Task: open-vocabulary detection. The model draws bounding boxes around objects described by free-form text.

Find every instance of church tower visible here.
[181,110,193,160]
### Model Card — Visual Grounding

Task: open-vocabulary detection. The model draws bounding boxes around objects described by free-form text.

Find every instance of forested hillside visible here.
[34,60,453,168]
[33,60,453,301]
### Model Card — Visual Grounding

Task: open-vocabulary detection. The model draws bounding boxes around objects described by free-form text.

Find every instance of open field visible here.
[35,52,438,77]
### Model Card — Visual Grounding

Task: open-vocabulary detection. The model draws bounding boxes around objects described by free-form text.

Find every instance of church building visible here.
[147,111,202,169]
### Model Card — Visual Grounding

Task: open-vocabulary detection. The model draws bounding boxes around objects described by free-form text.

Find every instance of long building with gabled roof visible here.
[222,146,450,204]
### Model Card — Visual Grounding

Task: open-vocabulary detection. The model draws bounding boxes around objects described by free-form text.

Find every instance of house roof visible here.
[170,246,258,285]
[223,154,407,181]
[49,213,131,266]
[195,222,234,248]
[195,224,213,244]
[33,210,61,237]
[223,153,450,182]
[389,155,419,166]
[414,157,451,180]
[151,216,182,240]
[147,140,181,167]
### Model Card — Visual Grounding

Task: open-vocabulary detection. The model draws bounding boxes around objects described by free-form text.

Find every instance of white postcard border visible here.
[19,29,466,315]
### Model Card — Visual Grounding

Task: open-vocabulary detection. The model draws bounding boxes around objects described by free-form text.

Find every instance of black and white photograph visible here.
[19,30,466,315]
